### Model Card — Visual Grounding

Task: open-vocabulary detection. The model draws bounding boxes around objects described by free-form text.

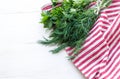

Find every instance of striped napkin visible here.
[41,0,120,78]
[66,0,120,78]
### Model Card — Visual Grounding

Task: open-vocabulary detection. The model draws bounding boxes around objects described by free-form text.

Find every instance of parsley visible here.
[40,0,112,58]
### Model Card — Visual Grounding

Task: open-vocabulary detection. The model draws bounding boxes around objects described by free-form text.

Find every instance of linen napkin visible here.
[41,0,120,78]
[66,0,120,78]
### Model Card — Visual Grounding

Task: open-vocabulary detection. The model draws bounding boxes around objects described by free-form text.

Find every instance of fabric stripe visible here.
[66,0,120,79]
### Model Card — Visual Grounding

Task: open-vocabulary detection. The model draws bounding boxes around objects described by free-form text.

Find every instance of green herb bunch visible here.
[40,0,112,58]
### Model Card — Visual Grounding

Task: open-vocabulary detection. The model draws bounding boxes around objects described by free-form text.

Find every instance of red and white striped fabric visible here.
[66,0,120,79]
[41,0,120,78]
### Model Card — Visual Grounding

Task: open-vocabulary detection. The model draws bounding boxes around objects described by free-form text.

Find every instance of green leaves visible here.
[40,0,111,58]
[51,0,58,6]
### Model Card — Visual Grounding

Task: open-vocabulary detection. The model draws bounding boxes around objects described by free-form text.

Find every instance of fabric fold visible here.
[66,0,120,79]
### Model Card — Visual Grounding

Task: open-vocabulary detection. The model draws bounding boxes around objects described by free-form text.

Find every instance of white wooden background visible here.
[0,0,85,79]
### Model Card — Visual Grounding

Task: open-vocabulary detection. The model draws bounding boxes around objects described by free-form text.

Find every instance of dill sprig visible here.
[40,0,112,58]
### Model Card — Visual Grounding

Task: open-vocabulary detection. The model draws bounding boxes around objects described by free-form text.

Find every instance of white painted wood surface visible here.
[0,0,85,79]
